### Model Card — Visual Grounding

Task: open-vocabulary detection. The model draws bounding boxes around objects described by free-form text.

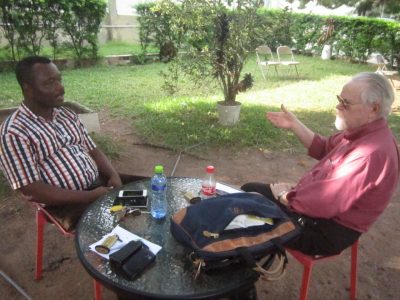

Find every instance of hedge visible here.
[0,0,106,63]
[137,3,400,71]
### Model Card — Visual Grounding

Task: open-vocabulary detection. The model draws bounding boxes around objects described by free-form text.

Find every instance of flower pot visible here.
[217,101,241,126]
[321,44,332,60]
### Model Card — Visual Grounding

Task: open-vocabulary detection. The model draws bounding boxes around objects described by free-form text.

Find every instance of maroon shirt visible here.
[287,118,399,232]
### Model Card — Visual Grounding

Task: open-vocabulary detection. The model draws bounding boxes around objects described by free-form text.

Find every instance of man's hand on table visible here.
[106,173,123,189]
[91,186,115,200]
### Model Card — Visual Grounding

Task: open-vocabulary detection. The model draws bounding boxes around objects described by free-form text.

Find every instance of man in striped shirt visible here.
[0,56,130,230]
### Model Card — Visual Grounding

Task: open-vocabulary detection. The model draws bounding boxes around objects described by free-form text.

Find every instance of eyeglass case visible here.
[110,240,143,266]
[122,246,156,280]
[109,240,156,280]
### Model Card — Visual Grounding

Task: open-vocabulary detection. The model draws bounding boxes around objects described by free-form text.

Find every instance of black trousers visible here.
[241,182,361,256]
[46,174,149,231]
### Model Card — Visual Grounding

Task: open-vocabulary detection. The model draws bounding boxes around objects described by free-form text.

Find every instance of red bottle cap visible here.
[206,166,215,173]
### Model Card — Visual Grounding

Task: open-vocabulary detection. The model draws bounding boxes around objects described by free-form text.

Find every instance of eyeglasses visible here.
[336,95,363,109]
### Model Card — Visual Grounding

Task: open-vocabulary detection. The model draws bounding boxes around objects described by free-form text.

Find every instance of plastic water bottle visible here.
[150,165,167,219]
[201,165,216,199]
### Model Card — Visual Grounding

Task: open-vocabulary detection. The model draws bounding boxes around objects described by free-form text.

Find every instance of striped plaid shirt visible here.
[0,104,99,190]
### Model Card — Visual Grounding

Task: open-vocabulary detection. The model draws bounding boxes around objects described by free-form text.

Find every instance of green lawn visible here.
[0,41,159,62]
[97,41,159,57]
[0,52,399,155]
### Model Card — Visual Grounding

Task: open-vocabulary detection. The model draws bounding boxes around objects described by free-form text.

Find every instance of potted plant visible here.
[212,10,255,125]
[318,18,335,60]
[158,0,260,126]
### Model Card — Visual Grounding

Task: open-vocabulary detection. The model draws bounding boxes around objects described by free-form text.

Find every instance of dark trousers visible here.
[241,182,361,256]
[46,174,149,231]
[87,173,148,190]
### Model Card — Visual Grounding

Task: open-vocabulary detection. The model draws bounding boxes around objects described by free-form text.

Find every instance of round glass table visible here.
[75,177,259,299]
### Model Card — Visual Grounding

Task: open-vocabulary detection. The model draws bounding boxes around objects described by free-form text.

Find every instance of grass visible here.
[0,49,399,155]
[98,41,159,57]
[0,41,159,62]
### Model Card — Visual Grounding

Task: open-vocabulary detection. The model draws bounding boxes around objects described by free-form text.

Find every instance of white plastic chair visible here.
[256,45,280,80]
[277,46,300,77]
[375,54,398,87]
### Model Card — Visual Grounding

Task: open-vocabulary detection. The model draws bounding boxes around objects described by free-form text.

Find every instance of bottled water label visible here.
[151,209,166,219]
[151,184,166,191]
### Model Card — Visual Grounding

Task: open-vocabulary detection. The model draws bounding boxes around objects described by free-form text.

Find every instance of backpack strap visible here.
[236,237,288,281]
[255,253,287,281]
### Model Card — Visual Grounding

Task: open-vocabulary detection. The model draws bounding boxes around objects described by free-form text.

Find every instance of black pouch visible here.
[122,246,156,280]
[110,240,142,267]
[109,240,156,280]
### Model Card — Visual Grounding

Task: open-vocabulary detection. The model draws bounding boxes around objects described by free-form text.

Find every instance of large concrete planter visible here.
[321,44,332,60]
[217,101,241,126]
[0,101,100,133]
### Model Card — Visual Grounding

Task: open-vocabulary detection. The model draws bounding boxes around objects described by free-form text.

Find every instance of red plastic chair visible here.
[286,240,359,300]
[32,202,103,300]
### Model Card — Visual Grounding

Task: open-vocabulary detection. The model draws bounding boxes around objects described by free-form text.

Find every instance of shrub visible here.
[60,0,106,64]
[0,0,106,62]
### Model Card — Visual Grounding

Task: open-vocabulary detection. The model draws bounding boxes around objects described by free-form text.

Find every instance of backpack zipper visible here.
[203,230,219,239]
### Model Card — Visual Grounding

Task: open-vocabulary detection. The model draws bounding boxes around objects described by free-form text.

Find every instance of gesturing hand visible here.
[266,104,297,130]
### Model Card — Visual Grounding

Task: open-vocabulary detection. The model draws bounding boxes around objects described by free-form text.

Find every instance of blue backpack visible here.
[170,193,300,280]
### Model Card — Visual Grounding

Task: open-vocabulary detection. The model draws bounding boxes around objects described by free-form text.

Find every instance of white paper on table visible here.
[216,182,242,194]
[89,225,162,260]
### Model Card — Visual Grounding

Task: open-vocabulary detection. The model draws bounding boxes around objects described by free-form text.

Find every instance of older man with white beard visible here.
[241,72,399,256]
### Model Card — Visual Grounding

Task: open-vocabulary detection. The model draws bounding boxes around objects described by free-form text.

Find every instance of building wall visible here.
[0,0,144,48]
[99,0,142,44]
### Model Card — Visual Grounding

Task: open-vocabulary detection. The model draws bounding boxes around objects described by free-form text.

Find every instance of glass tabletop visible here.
[75,177,259,300]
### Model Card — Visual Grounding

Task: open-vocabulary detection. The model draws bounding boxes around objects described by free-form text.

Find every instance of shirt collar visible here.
[20,103,60,122]
[344,118,387,141]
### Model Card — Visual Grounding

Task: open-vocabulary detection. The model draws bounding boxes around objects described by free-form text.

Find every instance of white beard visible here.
[335,115,347,131]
